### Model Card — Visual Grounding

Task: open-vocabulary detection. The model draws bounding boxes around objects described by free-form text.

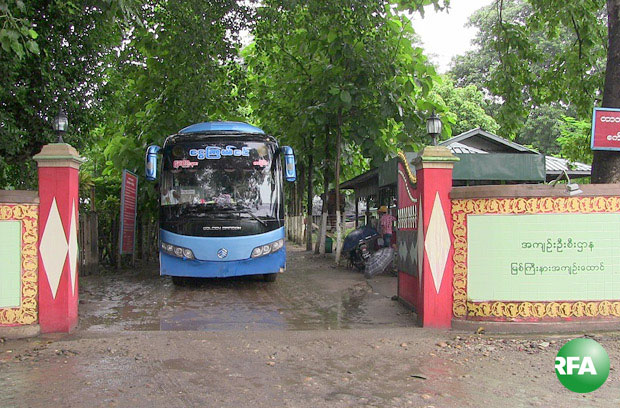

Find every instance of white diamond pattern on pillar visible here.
[40,198,69,299]
[408,240,416,270]
[68,199,79,296]
[424,192,451,294]
[398,239,408,262]
[418,199,424,289]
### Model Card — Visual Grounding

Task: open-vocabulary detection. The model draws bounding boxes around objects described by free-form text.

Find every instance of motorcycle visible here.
[364,246,395,279]
[342,225,381,271]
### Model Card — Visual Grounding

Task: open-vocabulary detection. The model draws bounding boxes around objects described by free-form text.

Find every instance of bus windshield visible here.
[161,141,280,218]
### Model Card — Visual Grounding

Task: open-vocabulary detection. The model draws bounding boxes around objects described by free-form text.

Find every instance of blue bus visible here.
[145,122,296,283]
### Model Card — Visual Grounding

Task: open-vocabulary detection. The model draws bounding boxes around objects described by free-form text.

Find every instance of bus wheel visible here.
[172,276,186,286]
[263,273,277,282]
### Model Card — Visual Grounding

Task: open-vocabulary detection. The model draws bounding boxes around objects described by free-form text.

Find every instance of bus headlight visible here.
[251,239,284,258]
[271,239,284,251]
[160,241,195,260]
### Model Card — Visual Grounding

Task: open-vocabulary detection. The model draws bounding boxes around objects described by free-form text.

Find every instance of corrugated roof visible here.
[545,156,591,174]
[440,128,538,153]
[340,167,378,189]
[448,142,488,155]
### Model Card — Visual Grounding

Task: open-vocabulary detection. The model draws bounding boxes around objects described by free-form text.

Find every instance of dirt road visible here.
[1,245,619,407]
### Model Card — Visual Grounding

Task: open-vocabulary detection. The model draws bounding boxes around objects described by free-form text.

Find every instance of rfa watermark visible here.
[555,338,610,393]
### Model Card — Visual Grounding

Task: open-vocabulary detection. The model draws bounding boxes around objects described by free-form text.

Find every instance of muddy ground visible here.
[1,244,619,407]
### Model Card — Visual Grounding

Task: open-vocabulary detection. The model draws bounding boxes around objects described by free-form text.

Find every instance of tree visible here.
[515,104,566,155]
[455,0,605,133]
[0,0,39,59]
[593,0,620,182]
[247,0,447,262]
[451,0,619,180]
[557,116,593,164]
[0,0,136,189]
[431,76,500,137]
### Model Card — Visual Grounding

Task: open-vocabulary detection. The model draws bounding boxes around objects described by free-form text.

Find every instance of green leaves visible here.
[247,0,444,194]
[0,1,40,59]
[450,0,606,139]
[327,30,337,43]
[557,115,593,164]
[339,90,351,105]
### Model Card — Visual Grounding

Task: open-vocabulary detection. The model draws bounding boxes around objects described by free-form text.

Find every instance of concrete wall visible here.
[451,184,620,322]
[0,190,39,331]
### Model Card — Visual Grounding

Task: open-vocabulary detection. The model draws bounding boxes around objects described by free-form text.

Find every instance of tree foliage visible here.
[449,0,606,136]
[557,116,593,164]
[101,0,252,175]
[247,0,447,174]
[0,0,136,189]
[466,0,605,135]
[431,76,499,138]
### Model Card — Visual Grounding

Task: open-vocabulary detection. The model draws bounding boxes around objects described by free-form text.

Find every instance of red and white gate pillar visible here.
[34,143,84,333]
[413,146,458,328]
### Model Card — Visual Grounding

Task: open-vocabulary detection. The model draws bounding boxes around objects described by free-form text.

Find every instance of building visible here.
[340,128,591,225]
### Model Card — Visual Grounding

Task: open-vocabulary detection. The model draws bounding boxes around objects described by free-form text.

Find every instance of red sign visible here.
[119,170,138,254]
[591,108,620,150]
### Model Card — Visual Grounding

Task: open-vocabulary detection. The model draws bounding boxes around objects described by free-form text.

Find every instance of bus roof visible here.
[178,121,265,135]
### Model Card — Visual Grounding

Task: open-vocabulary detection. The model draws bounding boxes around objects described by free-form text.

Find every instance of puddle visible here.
[79,248,415,332]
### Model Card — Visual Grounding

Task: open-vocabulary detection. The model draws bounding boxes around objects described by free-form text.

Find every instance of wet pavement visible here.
[2,244,620,407]
[79,245,416,332]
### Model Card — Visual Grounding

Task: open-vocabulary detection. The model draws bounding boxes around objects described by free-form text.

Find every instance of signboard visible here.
[468,213,620,302]
[0,221,21,308]
[119,170,138,254]
[591,107,620,151]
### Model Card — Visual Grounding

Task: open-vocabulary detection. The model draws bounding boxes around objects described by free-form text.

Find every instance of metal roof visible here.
[179,121,265,134]
[545,156,591,173]
[340,167,378,190]
[441,129,591,179]
[448,142,488,155]
[340,128,592,194]
[440,128,538,154]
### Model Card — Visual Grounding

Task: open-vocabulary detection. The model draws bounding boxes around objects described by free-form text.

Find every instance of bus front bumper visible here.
[160,248,286,278]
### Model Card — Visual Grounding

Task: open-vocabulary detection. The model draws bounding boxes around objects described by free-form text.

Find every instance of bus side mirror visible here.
[145,145,161,181]
[282,146,296,182]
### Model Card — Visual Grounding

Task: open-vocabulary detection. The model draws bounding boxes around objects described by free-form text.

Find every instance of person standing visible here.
[378,205,396,248]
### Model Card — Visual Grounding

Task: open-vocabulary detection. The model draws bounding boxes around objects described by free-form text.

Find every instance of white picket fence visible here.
[284,215,306,245]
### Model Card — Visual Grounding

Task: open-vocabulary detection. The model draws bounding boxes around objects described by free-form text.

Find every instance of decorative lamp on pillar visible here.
[426,110,442,146]
[52,109,68,143]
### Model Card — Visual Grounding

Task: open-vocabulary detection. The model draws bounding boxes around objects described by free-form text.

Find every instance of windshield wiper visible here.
[222,207,268,227]
[238,209,268,227]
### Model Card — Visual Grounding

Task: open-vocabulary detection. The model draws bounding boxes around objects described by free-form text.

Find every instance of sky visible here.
[409,0,495,73]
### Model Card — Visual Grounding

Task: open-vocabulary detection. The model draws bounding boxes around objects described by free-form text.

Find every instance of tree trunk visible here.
[319,212,328,255]
[290,182,296,241]
[114,216,121,270]
[335,113,343,265]
[316,132,330,254]
[306,153,314,251]
[297,163,305,244]
[592,0,620,183]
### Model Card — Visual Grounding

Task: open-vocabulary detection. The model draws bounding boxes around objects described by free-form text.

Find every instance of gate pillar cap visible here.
[33,143,85,169]
[413,146,459,170]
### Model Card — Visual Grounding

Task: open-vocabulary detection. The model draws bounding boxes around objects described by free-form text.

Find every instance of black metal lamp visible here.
[426,110,442,146]
[52,109,68,143]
